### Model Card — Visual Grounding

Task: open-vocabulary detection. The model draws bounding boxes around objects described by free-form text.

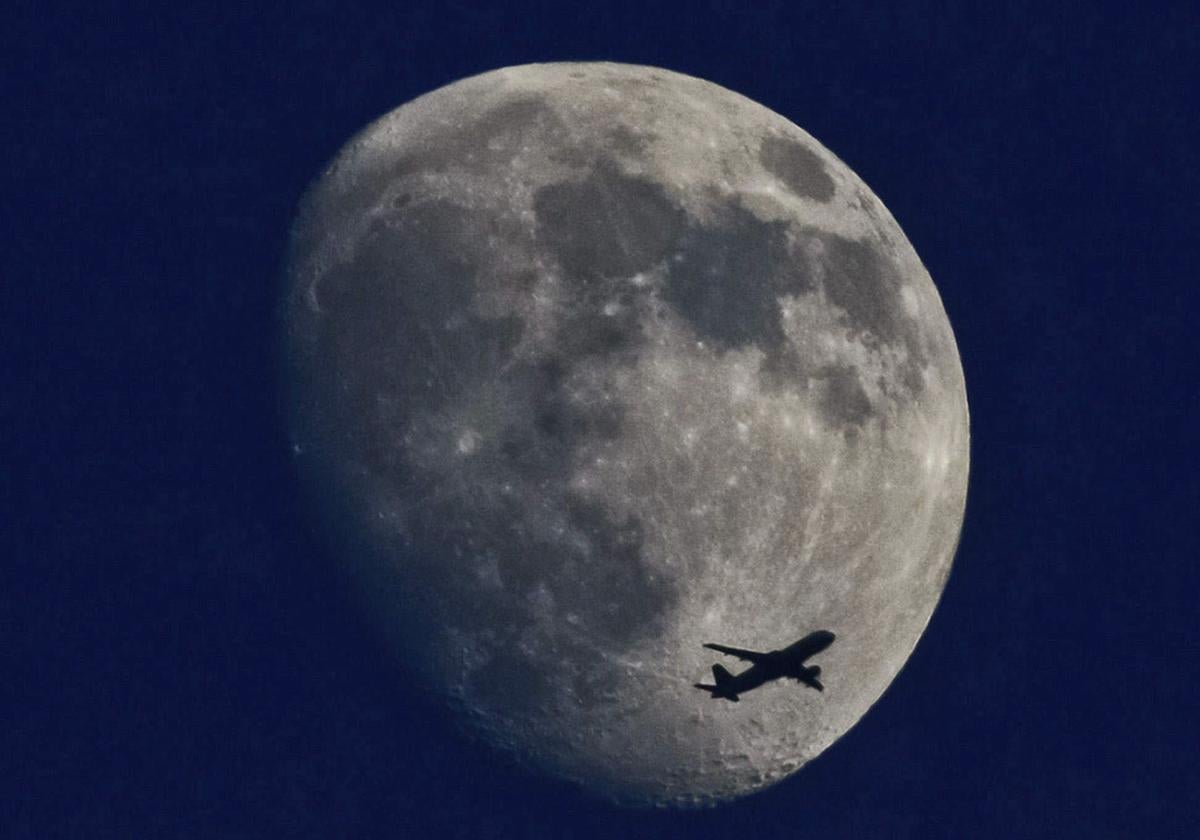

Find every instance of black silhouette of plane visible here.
[693,630,836,702]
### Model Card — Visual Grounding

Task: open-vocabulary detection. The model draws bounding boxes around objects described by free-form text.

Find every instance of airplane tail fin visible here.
[694,664,740,701]
[712,664,735,689]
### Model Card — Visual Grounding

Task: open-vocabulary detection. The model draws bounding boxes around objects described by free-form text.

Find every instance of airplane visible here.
[693,630,836,702]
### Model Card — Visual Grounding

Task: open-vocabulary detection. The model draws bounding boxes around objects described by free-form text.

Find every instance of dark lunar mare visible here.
[758,135,837,202]
[662,200,799,355]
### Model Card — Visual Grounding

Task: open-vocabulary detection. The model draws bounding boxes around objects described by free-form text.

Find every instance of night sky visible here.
[8,3,1199,837]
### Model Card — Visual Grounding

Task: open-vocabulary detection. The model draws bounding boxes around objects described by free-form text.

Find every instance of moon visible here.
[282,62,968,806]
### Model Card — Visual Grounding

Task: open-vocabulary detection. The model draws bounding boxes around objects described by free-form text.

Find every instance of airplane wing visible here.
[703,643,769,664]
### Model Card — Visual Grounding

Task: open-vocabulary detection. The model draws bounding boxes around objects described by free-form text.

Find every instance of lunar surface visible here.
[282,62,969,806]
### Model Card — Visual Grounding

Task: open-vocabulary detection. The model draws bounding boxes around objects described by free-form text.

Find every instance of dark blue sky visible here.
[8,3,1198,837]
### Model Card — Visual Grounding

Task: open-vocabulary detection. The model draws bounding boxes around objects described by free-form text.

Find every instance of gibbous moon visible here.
[283,62,968,806]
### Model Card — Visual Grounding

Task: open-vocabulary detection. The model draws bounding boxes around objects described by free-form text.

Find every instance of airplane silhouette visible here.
[693,630,835,702]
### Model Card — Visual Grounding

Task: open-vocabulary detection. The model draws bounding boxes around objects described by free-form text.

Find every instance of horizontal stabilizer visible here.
[694,663,741,701]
